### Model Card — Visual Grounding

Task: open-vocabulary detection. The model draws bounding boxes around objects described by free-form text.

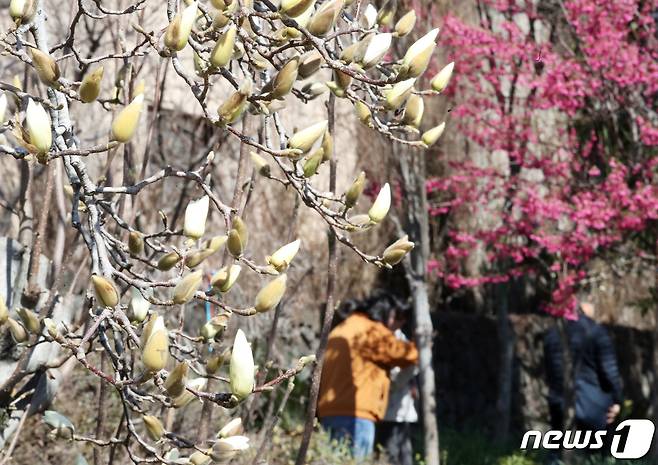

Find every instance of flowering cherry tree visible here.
[427,0,658,317]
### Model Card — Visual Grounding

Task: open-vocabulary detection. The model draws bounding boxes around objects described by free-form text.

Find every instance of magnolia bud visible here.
[361,3,377,28]
[431,62,454,93]
[184,196,209,239]
[111,94,144,143]
[218,78,252,125]
[158,252,182,271]
[210,436,250,462]
[206,235,228,252]
[301,82,328,99]
[173,270,203,304]
[206,348,230,374]
[266,239,300,272]
[25,99,52,155]
[218,418,244,438]
[0,296,8,325]
[268,57,299,100]
[142,315,169,372]
[321,131,333,162]
[399,28,439,79]
[360,33,391,69]
[280,0,315,18]
[234,217,249,243]
[340,41,359,63]
[250,151,270,176]
[43,318,59,339]
[211,265,241,293]
[164,2,198,51]
[128,231,144,255]
[382,235,415,266]
[298,51,323,79]
[288,120,327,153]
[422,122,446,147]
[368,183,391,223]
[212,9,230,29]
[354,100,372,127]
[210,0,228,9]
[254,274,287,313]
[385,78,416,110]
[79,67,104,103]
[402,94,424,129]
[226,230,244,257]
[91,275,119,308]
[128,287,150,323]
[16,307,40,334]
[210,25,237,68]
[30,48,60,87]
[189,451,211,465]
[164,362,189,397]
[7,318,28,343]
[229,329,255,400]
[143,415,165,441]
[9,0,36,24]
[327,81,347,98]
[172,377,206,408]
[186,249,215,268]
[377,0,397,25]
[345,171,366,209]
[394,10,416,37]
[200,315,228,341]
[303,148,324,177]
[308,0,344,36]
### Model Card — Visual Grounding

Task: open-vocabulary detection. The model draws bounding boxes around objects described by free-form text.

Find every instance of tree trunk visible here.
[495,283,513,441]
[399,148,440,465]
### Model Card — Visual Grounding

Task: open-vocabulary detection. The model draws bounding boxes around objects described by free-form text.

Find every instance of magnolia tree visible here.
[0,0,450,463]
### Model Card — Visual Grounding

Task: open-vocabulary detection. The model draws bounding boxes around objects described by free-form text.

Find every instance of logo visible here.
[520,419,655,459]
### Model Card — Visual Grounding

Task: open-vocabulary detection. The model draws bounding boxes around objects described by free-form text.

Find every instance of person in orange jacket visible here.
[318,291,419,459]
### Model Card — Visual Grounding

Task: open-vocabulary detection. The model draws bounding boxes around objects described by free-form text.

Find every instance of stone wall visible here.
[433,312,654,436]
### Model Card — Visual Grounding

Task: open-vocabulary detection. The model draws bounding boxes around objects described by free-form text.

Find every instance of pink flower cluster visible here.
[425,0,658,317]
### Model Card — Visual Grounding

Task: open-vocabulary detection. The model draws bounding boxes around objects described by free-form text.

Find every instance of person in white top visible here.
[377,309,418,465]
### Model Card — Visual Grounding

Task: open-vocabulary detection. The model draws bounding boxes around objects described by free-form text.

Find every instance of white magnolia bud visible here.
[128,287,150,322]
[25,99,52,154]
[142,316,169,372]
[385,78,416,110]
[400,28,439,78]
[210,436,250,462]
[361,4,377,29]
[266,239,301,272]
[422,122,446,147]
[184,196,210,239]
[229,329,255,400]
[217,418,243,438]
[368,183,391,223]
[360,33,392,69]
[431,62,454,93]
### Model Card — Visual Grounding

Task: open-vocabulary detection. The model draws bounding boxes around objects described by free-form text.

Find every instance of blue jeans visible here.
[320,416,375,459]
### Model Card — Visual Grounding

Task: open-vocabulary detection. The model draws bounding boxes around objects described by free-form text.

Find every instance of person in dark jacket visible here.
[544,301,622,438]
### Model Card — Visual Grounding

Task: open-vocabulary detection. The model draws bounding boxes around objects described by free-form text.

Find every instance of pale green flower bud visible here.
[254,274,287,313]
[431,62,454,93]
[229,329,255,400]
[422,122,446,147]
[368,183,391,223]
[172,270,203,304]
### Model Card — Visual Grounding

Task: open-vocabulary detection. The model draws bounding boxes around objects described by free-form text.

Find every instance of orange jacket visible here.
[318,313,419,422]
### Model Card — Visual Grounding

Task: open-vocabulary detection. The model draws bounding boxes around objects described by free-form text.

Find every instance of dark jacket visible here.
[544,314,622,430]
